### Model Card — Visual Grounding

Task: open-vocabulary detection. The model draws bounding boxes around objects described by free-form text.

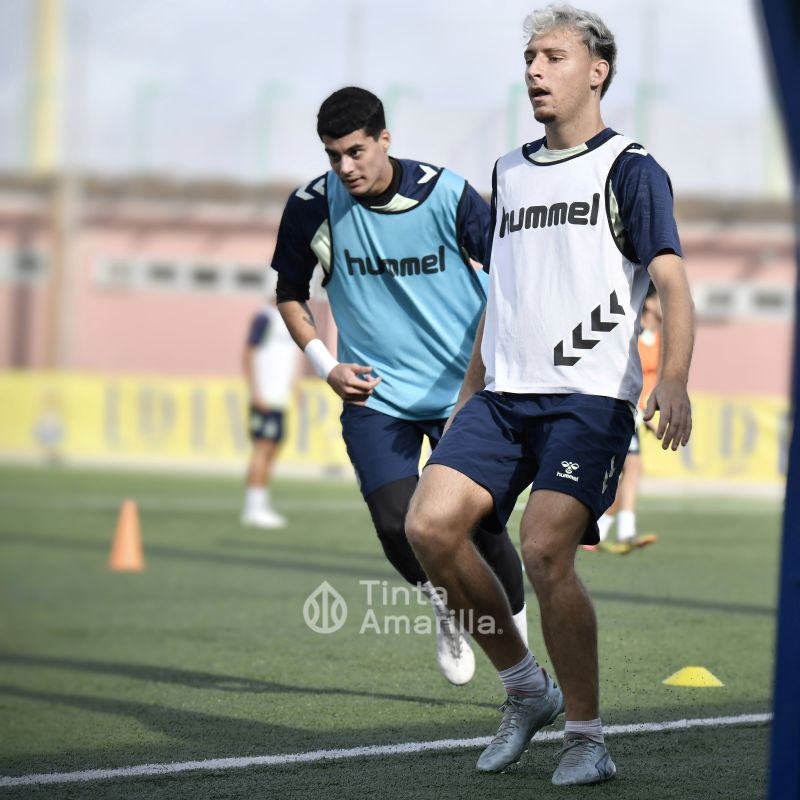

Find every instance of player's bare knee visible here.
[521,538,572,591]
[405,506,459,564]
[405,507,438,555]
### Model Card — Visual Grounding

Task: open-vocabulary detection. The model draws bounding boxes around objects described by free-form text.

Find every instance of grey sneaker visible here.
[551,732,617,786]
[476,671,564,773]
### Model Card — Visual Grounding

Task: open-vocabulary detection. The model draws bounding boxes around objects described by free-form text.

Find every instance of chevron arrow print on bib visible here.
[553,291,626,367]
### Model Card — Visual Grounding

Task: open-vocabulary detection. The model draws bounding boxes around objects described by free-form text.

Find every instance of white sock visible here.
[617,510,636,541]
[498,651,546,697]
[597,513,614,542]
[565,718,604,744]
[512,604,529,647]
[245,487,268,513]
[421,581,450,620]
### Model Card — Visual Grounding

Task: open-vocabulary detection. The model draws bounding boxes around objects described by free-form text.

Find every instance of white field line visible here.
[0,712,771,788]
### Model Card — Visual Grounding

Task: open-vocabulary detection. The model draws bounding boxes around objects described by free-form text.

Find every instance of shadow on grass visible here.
[217,538,388,563]
[0,530,775,616]
[592,590,774,617]
[0,531,396,581]
[0,689,770,800]
[0,680,496,781]
[0,652,495,710]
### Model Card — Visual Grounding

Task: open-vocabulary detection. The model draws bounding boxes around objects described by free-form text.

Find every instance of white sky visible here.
[0,0,790,197]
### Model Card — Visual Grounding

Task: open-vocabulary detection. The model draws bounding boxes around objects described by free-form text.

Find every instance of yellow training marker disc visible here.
[663,666,725,687]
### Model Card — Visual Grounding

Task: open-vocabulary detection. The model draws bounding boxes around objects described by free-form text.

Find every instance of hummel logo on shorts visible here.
[557,461,580,482]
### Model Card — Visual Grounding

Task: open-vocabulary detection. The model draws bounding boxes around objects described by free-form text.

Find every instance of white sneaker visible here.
[435,613,475,685]
[241,508,287,529]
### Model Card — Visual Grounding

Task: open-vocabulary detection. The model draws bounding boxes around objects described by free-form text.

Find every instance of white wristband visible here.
[304,338,339,380]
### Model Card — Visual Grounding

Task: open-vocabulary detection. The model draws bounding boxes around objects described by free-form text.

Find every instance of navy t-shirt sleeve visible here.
[247,312,269,347]
[456,182,491,265]
[271,181,328,292]
[610,147,682,267]
[483,161,500,272]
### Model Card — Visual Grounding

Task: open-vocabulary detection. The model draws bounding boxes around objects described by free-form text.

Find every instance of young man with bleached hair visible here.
[407,4,693,786]
[273,86,528,686]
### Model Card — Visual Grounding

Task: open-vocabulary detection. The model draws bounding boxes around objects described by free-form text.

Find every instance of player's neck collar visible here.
[524,127,618,165]
[358,158,402,208]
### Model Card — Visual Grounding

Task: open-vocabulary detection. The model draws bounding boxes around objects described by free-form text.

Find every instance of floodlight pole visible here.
[759,1,800,798]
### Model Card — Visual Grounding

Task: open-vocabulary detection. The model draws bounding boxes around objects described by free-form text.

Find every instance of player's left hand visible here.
[327,362,381,403]
[643,378,692,450]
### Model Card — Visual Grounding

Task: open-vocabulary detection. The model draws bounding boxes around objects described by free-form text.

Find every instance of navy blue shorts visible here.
[341,404,444,498]
[249,407,285,442]
[426,392,635,545]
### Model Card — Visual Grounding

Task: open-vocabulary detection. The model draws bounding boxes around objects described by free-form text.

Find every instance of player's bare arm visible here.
[644,254,694,450]
[444,311,487,433]
[278,299,380,403]
[277,299,318,349]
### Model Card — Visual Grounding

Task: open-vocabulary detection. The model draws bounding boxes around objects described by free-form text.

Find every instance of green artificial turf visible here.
[0,465,779,798]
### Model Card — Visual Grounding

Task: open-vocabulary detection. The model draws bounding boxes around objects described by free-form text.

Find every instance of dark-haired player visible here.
[272,86,527,685]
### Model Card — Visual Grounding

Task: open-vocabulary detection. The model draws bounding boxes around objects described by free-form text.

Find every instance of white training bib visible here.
[483,133,651,406]
[254,305,298,409]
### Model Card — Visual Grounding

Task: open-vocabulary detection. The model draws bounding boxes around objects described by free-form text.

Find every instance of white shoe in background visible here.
[241,508,287,529]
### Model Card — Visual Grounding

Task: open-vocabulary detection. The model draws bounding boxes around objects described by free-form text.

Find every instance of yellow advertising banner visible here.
[639,393,788,483]
[0,371,789,484]
[0,371,350,472]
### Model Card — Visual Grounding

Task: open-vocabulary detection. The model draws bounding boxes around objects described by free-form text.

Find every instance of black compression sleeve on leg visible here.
[474,525,526,614]
[365,475,427,586]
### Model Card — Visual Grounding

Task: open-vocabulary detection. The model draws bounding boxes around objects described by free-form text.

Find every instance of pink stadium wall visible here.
[68,226,279,375]
[682,231,794,397]
[0,179,794,400]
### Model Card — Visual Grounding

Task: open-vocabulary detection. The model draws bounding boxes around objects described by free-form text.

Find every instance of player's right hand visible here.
[327,363,382,403]
[643,377,692,451]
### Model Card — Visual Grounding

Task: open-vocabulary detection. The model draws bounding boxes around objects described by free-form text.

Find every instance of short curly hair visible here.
[317,87,386,140]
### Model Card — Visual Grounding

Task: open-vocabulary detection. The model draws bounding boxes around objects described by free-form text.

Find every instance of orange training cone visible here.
[108,499,145,572]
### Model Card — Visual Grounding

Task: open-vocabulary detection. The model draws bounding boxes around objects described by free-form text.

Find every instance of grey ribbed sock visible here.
[497,651,545,697]
[565,718,604,744]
